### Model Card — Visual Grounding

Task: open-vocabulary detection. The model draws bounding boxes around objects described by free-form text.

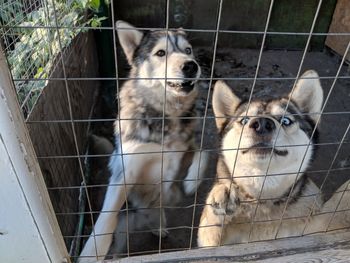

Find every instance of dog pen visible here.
[1,0,350,262]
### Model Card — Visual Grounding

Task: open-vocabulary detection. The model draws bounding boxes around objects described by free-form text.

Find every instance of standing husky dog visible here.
[79,21,208,261]
[198,70,350,247]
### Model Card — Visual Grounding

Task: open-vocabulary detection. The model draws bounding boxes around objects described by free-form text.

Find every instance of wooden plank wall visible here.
[114,231,350,263]
[325,0,350,61]
[26,31,100,247]
[267,0,337,50]
[113,0,337,50]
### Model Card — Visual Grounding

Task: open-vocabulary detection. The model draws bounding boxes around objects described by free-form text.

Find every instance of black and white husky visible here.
[198,70,350,247]
[79,21,207,261]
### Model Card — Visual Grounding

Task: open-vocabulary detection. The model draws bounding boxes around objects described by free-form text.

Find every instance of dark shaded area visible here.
[113,0,336,49]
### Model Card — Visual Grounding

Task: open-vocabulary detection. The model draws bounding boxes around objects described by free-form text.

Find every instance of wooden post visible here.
[325,0,350,61]
[113,231,350,262]
[0,47,70,262]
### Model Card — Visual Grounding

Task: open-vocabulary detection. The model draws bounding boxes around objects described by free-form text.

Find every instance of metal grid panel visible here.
[0,0,81,117]
[1,0,350,262]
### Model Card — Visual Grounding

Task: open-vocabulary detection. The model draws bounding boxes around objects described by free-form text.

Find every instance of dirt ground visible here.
[87,48,350,257]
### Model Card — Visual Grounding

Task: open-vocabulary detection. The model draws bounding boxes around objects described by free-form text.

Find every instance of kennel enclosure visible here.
[1,0,350,262]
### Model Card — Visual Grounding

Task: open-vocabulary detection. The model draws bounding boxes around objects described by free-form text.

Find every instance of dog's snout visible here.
[182,61,198,77]
[249,118,275,134]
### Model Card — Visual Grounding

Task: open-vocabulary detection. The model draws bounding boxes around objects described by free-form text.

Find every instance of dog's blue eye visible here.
[281,117,292,126]
[185,47,192,54]
[240,117,250,125]
[155,50,166,57]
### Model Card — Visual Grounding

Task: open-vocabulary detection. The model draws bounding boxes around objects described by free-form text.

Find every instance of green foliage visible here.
[1,0,105,114]
[0,1,25,28]
[89,15,107,27]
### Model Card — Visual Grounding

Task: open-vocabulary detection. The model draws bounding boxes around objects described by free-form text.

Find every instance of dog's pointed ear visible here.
[116,20,143,65]
[212,81,241,131]
[289,70,323,123]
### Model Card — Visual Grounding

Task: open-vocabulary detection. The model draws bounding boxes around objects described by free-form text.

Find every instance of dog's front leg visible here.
[78,175,128,262]
[197,180,240,247]
[184,151,209,195]
[314,179,350,232]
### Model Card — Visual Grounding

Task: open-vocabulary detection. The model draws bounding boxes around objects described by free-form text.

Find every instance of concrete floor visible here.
[87,48,350,257]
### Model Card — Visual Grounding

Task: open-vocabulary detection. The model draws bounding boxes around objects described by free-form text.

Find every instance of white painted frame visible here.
[0,48,70,262]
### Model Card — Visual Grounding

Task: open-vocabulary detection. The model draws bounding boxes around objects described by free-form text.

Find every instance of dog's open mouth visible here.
[167,81,196,93]
[242,143,288,157]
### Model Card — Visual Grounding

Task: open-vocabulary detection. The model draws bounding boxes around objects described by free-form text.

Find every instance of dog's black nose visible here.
[182,61,198,77]
[249,118,275,134]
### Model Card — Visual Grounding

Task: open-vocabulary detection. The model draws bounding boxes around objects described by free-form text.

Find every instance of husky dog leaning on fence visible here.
[79,21,208,261]
[198,70,350,247]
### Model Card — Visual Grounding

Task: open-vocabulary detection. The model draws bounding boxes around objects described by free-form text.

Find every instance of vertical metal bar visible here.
[216,0,276,244]
[158,0,171,253]
[324,126,350,232]
[110,0,130,257]
[188,0,223,249]
[49,0,98,259]
[301,41,350,235]
[270,0,336,239]
[42,0,54,72]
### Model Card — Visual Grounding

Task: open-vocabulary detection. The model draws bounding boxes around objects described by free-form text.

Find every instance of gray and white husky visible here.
[79,21,208,261]
[198,70,350,247]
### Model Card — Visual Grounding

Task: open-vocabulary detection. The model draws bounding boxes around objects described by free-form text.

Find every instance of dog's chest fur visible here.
[115,80,197,148]
[216,157,324,243]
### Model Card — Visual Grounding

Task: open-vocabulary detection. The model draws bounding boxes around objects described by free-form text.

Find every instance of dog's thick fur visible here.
[79,21,208,261]
[198,70,350,247]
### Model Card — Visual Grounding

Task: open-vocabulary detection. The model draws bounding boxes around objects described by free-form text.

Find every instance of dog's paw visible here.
[208,184,240,216]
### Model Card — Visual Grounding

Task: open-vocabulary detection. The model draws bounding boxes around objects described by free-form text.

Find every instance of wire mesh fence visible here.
[1,0,350,262]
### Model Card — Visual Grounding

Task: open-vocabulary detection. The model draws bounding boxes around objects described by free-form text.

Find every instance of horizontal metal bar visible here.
[34,139,350,159]
[11,75,350,82]
[24,111,350,124]
[60,207,350,237]
[46,166,350,190]
[2,24,350,36]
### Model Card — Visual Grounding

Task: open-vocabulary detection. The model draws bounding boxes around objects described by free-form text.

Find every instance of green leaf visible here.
[88,15,107,27]
[5,0,92,111]
[88,0,100,11]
